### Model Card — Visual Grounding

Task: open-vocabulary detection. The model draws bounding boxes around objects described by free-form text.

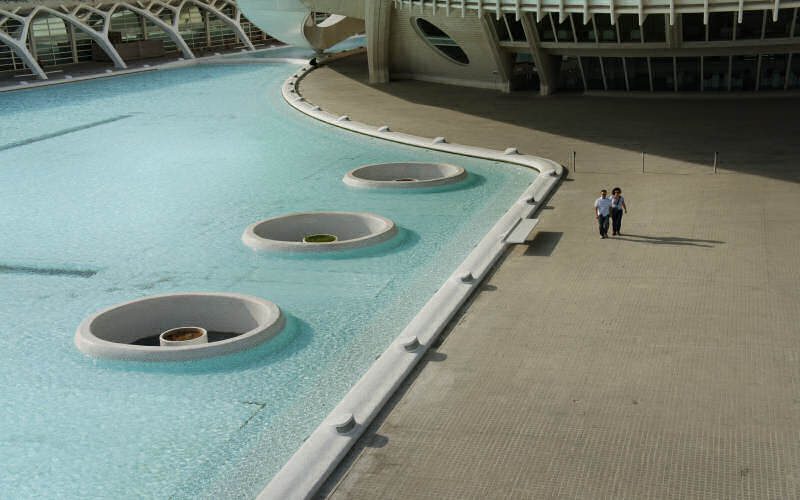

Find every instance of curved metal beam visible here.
[34,6,127,69]
[0,8,47,79]
[119,3,195,59]
[183,0,254,50]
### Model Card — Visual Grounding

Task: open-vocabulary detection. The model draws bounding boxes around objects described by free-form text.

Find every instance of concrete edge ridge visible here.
[258,58,564,500]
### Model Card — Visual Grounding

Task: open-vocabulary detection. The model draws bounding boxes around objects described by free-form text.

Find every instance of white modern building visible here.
[4,0,800,87]
[237,0,800,93]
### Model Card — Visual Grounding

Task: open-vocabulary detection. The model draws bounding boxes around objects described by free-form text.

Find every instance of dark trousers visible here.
[598,214,610,236]
[611,209,623,234]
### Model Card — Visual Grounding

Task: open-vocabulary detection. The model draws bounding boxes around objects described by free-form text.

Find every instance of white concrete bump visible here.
[400,336,421,352]
[459,271,474,283]
[504,147,520,155]
[432,136,447,144]
[330,413,357,434]
[337,115,350,121]
[377,125,390,132]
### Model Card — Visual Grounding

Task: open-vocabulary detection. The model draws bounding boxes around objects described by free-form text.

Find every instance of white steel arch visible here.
[0,7,47,79]
[33,6,127,69]
[182,0,255,50]
[1,0,267,79]
[110,3,196,59]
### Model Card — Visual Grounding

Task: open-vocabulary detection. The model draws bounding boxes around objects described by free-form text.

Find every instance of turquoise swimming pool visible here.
[0,59,535,499]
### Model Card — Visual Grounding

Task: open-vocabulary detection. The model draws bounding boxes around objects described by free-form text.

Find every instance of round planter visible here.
[159,326,208,346]
[242,211,397,253]
[343,162,467,189]
[75,293,285,362]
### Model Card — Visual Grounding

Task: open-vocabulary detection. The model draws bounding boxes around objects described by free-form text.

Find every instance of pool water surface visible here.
[0,60,535,499]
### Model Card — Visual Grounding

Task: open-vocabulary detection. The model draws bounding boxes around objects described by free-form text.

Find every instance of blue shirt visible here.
[595,197,612,216]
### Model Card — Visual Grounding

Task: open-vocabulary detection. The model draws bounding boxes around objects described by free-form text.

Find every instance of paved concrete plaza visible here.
[301,54,800,499]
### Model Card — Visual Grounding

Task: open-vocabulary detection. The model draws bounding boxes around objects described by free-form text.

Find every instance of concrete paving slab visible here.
[299,54,800,499]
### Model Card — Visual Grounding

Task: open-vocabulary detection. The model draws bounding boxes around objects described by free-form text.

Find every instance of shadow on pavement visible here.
[614,233,725,247]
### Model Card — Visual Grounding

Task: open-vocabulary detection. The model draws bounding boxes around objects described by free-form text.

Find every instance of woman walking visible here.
[610,187,627,236]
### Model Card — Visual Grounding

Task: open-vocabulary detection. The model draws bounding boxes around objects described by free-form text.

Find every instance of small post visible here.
[641,152,645,173]
[713,151,718,173]
[572,150,576,172]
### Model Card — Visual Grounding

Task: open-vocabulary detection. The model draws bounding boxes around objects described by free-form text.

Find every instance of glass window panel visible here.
[554,14,573,42]
[651,57,674,91]
[642,14,666,42]
[493,15,511,41]
[504,14,527,41]
[557,56,584,91]
[580,56,604,89]
[511,53,540,90]
[573,14,596,42]
[736,10,764,40]
[703,56,729,91]
[795,11,800,37]
[537,13,556,42]
[682,13,705,41]
[603,57,626,89]
[730,55,758,89]
[708,12,734,41]
[764,9,793,38]
[617,14,641,42]
[625,57,650,90]
[759,53,788,89]
[676,57,701,90]
[594,14,617,42]
[788,54,800,88]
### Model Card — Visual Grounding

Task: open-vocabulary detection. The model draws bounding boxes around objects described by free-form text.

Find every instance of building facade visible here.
[237,0,800,94]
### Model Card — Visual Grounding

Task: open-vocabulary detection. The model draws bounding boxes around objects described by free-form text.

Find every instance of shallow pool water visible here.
[0,59,535,499]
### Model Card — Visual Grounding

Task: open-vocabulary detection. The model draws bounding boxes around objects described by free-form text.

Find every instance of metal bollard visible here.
[713,151,718,173]
[641,152,645,173]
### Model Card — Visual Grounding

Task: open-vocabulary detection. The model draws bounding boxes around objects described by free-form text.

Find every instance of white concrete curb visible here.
[258,60,564,499]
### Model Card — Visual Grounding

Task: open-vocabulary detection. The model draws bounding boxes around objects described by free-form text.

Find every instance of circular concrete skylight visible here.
[242,211,397,253]
[75,293,285,361]
[343,162,467,189]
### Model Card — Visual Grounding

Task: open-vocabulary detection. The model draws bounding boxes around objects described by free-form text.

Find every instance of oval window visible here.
[414,18,469,65]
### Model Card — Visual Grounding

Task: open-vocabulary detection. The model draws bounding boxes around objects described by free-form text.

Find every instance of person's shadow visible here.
[614,233,724,248]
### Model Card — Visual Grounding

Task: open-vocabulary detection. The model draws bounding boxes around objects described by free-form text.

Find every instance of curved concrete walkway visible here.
[302,54,800,499]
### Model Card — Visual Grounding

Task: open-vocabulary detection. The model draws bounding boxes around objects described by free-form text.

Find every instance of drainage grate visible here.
[0,115,134,152]
[0,264,98,278]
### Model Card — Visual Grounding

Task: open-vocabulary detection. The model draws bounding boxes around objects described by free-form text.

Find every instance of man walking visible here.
[594,189,612,239]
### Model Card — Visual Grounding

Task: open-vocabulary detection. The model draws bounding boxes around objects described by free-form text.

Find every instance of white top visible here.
[611,196,625,211]
[595,197,612,216]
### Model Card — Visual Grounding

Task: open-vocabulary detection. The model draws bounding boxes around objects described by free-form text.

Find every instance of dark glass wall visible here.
[759,53,788,89]
[557,57,584,91]
[580,56,604,89]
[573,14,596,42]
[736,10,764,40]
[730,55,758,89]
[625,57,650,90]
[651,57,674,91]
[703,56,729,91]
[642,14,666,42]
[676,57,701,90]
[682,14,705,41]
[603,57,627,90]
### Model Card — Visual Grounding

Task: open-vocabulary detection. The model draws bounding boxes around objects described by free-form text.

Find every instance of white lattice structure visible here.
[391,0,800,25]
[0,0,263,79]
